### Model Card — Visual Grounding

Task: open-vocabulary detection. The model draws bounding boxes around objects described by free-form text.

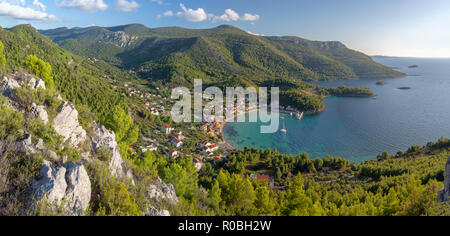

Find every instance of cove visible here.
[223,57,450,163]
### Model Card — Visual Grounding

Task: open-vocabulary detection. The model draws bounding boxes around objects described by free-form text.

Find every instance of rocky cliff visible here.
[438,156,450,202]
[52,101,87,147]
[0,73,176,216]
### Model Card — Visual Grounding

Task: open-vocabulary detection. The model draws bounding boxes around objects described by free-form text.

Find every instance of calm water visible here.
[223,57,450,163]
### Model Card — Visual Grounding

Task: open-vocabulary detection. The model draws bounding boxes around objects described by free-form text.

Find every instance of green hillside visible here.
[40,24,405,84]
[0,25,135,123]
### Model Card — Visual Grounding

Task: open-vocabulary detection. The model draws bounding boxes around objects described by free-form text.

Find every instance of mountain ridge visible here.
[39,24,405,83]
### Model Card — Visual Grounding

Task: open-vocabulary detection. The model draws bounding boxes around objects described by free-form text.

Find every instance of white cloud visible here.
[151,0,165,5]
[163,10,173,17]
[157,10,173,19]
[176,3,208,22]
[241,13,260,21]
[0,1,58,21]
[115,0,139,12]
[224,9,240,21]
[32,0,46,11]
[247,31,264,36]
[55,0,108,13]
[6,0,25,6]
[161,3,260,23]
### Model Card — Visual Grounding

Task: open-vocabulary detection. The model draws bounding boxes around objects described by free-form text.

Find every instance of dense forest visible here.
[41,24,405,84]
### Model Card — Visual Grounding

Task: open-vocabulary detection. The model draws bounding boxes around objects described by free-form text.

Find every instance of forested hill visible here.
[0,25,136,124]
[40,24,405,84]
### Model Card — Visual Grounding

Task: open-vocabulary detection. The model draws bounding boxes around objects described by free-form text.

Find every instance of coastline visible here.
[221,107,309,152]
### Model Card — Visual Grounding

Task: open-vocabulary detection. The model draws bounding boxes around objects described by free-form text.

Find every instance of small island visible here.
[327,85,375,97]
[279,85,374,114]
[376,81,387,85]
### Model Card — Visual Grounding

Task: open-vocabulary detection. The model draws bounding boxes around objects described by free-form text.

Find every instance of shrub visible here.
[23,55,54,89]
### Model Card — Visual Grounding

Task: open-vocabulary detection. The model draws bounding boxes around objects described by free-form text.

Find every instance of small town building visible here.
[161,125,174,135]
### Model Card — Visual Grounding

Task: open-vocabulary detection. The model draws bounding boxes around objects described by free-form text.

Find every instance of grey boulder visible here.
[32,160,91,216]
[438,156,450,202]
[53,101,87,147]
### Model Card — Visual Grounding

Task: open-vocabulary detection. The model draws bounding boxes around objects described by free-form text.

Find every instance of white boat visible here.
[296,112,304,120]
[280,123,287,133]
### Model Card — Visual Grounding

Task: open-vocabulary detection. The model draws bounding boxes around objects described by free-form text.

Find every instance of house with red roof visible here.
[161,125,174,135]
[257,175,270,182]
[171,138,184,148]
[169,149,178,158]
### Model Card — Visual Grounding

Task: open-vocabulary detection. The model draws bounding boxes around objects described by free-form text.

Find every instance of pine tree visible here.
[0,41,6,75]
[209,180,222,210]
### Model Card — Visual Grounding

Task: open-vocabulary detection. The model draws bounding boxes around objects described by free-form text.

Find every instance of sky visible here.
[0,0,449,58]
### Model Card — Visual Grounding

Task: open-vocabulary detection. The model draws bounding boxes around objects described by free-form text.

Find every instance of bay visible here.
[223,57,450,162]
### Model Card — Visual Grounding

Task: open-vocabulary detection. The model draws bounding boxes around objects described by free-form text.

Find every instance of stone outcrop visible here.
[0,76,20,97]
[147,177,179,204]
[15,134,38,154]
[53,101,87,147]
[144,207,170,216]
[438,156,450,202]
[32,160,91,216]
[33,160,67,208]
[28,77,46,90]
[90,124,126,178]
[64,162,92,215]
[102,31,138,48]
[29,103,49,124]
[144,178,178,216]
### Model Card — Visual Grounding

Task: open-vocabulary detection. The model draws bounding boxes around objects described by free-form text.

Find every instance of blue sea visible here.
[223,57,450,163]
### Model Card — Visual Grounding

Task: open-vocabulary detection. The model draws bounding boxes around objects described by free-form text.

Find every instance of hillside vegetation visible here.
[0,25,136,124]
[39,24,392,112]
[0,25,449,216]
[41,24,405,85]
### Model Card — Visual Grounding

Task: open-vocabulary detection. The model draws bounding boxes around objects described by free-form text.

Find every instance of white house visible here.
[150,108,160,116]
[202,143,218,155]
[169,149,178,158]
[193,158,204,171]
[172,138,184,148]
[161,125,174,135]
[141,144,158,153]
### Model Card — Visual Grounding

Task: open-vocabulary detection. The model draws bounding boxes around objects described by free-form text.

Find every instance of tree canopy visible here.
[23,55,54,89]
[0,41,5,74]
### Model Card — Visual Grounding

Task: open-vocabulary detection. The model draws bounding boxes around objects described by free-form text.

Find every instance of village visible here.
[122,81,276,182]
[123,82,231,172]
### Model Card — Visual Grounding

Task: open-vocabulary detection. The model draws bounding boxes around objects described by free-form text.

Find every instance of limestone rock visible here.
[91,124,125,177]
[103,31,138,48]
[32,160,91,216]
[15,134,37,154]
[438,156,450,202]
[147,177,179,204]
[144,207,170,216]
[32,160,68,207]
[28,77,46,90]
[53,101,87,147]
[43,149,60,162]
[54,94,63,101]
[0,76,20,97]
[64,162,92,216]
[30,103,49,124]
[36,138,45,150]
